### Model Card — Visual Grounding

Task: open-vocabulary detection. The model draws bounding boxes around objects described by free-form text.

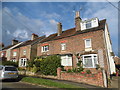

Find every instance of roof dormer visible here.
[81,17,99,30]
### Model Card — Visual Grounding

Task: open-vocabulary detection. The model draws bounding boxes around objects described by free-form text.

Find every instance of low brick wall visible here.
[18,71,35,76]
[57,68,104,87]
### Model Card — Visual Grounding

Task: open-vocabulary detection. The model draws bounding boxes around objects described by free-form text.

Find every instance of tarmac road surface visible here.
[1,79,47,90]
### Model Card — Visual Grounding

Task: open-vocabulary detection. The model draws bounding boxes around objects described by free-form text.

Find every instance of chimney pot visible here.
[75,11,80,18]
[57,22,62,36]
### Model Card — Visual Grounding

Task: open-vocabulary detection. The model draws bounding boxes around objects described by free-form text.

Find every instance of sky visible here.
[1,1,119,56]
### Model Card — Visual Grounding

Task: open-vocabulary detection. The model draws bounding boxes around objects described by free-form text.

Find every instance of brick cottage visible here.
[10,34,45,67]
[37,11,116,77]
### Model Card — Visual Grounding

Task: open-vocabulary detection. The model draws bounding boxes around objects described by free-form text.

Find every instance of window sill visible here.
[42,51,49,53]
[83,67,96,68]
[85,47,92,51]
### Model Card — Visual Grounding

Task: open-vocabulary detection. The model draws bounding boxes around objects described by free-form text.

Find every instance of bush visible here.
[67,69,72,73]
[86,70,91,74]
[31,65,39,73]
[39,55,61,76]
[27,60,34,68]
[76,61,84,73]
[61,65,66,71]
[72,68,77,73]
[2,61,18,67]
[77,67,84,73]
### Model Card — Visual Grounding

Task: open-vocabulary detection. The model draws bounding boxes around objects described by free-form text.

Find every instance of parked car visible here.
[0,65,18,80]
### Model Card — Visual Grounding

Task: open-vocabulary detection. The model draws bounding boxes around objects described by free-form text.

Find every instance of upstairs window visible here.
[23,50,26,55]
[13,52,17,56]
[61,43,66,51]
[84,39,91,48]
[86,21,92,29]
[42,45,49,52]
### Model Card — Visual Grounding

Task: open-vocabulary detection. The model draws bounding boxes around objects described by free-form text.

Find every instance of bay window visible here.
[82,54,98,68]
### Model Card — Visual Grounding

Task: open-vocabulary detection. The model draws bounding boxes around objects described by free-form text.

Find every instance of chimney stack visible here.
[31,33,38,40]
[12,40,19,45]
[75,11,82,31]
[57,22,62,36]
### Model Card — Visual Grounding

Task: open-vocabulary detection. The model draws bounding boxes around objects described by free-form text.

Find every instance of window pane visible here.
[84,57,93,67]
[86,22,91,28]
[42,45,49,52]
[94,56,97,67]
[61,43,66,50]
[86,40,90,46]
[85,39,91,48]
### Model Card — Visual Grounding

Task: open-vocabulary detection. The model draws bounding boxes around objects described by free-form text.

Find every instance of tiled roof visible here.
[40,19,106,43]
[13,35,45,48]
[2,45,15,50]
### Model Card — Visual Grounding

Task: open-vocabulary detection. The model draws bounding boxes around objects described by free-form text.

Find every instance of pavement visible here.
[1,79,46,90]
[1,75,119,90]
[110,76,119,89]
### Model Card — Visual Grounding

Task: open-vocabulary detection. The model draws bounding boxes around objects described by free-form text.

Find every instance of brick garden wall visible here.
[57,68,104,87]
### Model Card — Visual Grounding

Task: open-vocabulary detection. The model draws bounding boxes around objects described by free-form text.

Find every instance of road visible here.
[1,80,46,90]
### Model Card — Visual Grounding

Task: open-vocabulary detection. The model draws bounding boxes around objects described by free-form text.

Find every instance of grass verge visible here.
[21,77,86,89]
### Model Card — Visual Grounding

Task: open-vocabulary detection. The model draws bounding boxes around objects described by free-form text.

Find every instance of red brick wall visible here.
[19,45,31,60]
[10,48,20,61]
[37,30,109,75]
[57,68,104,87]
[60,72,104,87]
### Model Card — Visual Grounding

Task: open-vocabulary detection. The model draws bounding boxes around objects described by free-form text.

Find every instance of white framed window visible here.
[42,45,49,52]
[19,58,27,67]
[84,39,92,48]
[82,54,98,68]
[23,50,26,55]
[61,43,66,51]
[86,21,92,29]
[11,59,16,62]
[13,52,17,56]
[61,55,72,66]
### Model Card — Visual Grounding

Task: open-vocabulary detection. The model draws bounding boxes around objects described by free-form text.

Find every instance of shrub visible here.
[2,61,18,67]
[76,61,84,73]
[86,70,91,74]
[67,69,72,73]
[31,65,39,73]
[61,65,66,71]
[27,60,34,68]
[18,67,26,71]
[72,68,77,73]
[39,55,61,76]
[77,67,84,73]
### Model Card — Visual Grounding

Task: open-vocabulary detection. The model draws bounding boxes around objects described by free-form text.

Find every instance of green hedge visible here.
[27,55,61,76]
[2,61,18,67]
